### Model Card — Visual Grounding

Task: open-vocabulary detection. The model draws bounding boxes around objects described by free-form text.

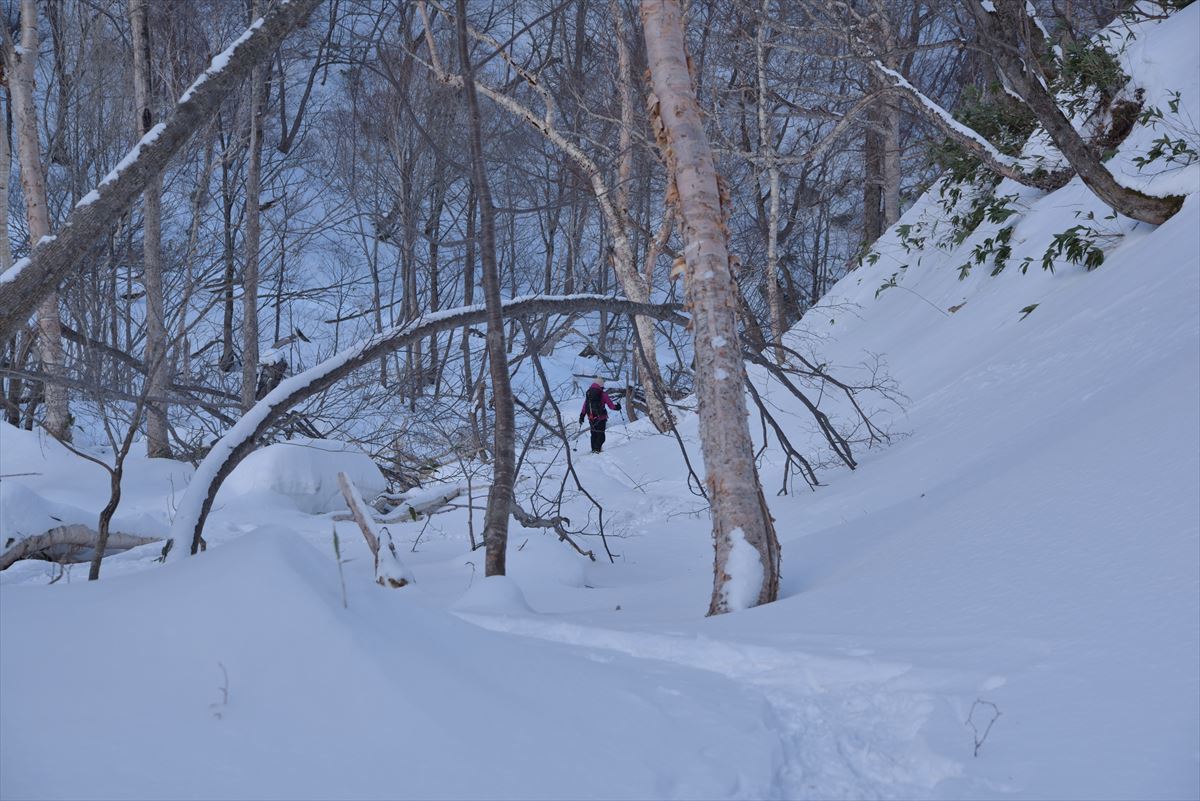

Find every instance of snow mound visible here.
[0,483,94,548]
[221,437,386,514]
[507,534,589,589]
[0,529,782,800]
[452,574,535,614]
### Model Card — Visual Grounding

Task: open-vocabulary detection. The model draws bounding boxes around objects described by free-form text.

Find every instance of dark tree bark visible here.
[129,0,171,457]
[968,0,1182,225]
[454,0,516,578]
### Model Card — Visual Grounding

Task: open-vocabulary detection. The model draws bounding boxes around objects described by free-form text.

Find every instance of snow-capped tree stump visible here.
[337,472,414,589]
[0,525,160,571]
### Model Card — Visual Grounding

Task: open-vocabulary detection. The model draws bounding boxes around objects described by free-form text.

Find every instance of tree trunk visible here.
[0,90,11,273]
[455,0,514,578]
[241,0,267,412]
[970,0,1182,225]
[754,4,785,361]
[129,0,171,457]
[5,0,71,442]
[0,0,323,344]
[1,92,19,425]
[641,0,781,614]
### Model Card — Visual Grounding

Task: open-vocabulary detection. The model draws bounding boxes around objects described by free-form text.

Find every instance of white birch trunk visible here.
[641,0,781,614]
[7,0,70,441]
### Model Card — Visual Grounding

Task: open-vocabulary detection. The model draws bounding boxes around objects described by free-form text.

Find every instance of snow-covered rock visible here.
[222,438,386,514]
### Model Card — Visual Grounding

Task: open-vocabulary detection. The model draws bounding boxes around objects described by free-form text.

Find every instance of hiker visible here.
[579,378,620,454]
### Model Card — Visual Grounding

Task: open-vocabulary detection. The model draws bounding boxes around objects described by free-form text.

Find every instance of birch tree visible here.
[2,0,72,441]
[642,0,781,614]
[418,1,675,433]
[754,1,784,361]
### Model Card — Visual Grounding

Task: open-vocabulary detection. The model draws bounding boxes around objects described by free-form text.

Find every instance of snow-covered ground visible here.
[3,6,1199,800]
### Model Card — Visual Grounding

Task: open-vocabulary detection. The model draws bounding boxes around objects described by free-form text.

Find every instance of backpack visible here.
[586,387,605,419]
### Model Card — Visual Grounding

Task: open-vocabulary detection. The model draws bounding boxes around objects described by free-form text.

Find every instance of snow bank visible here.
[0,529,781,800]
[0,424,176,555]
[451,574,535,614]
[221,437,387,514]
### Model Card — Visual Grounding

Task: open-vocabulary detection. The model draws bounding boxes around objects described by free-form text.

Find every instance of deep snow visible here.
[2,6,1199,800]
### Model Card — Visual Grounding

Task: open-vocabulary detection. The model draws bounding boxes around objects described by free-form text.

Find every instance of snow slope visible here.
[2,6,1199,800]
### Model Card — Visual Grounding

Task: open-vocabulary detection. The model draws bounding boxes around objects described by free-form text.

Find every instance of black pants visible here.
[589,418,607,452]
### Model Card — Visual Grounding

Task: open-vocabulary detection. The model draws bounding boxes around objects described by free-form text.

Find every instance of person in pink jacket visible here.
[578,378,620,453]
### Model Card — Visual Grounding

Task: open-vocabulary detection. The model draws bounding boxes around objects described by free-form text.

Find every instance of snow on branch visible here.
[0,0,323,343]
[162,294,687,563]
[870,60,1071,191]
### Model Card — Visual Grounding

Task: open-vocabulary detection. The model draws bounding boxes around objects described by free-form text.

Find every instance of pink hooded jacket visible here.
[580,382,618,421]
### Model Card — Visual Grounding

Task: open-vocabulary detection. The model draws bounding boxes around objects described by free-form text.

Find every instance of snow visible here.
[0,425,181,559]
[178,18,265,104]
[718,528,762,612]
[873,61,1053,175]
[74,124,166,209]
[452,574,535,615]
[2,7,1199,800]
[1,530,780,800]
[222,437,386,514]
[0,237,55,285]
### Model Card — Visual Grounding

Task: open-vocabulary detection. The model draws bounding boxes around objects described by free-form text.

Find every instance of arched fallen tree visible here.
[162,294,688,562]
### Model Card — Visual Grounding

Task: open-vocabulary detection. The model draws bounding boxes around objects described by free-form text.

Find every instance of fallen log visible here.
[0,525,160,571]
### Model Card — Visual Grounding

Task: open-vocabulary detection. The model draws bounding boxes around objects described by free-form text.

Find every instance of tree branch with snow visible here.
[161,294,687,562]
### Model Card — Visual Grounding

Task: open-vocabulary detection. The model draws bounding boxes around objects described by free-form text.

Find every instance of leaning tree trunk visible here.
[968,0,1182,225]
[456,0,515,578]
[0,0,323,344]
[129,0,170,457]
[641,0,781,614]
[5,0,71,442]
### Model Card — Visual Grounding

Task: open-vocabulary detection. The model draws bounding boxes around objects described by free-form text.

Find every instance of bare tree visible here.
[129,0,171,456]
[241,0,268,411]
[0,0,323,343]
[452,0,516,578]
[642,0,781,614]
